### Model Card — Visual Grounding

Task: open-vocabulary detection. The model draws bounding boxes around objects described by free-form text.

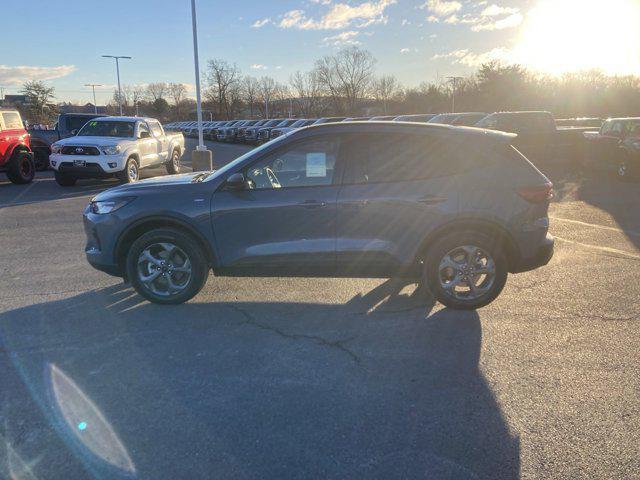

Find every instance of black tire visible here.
[165,149,181,175]
[126,228,209,305]
[6,152,35,185]
[423,231,508,310]
[117,157,140,183]
[54,171,77,186]
[33,148,50,171]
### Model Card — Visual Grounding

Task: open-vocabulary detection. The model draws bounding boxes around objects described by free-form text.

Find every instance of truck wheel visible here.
[6,152,35,185]
[422,231,508,310]
[33,148,50,171]
[165,149,181,175]
[126,228,209,304]
[54,171,77,187]
[117,157,139,183]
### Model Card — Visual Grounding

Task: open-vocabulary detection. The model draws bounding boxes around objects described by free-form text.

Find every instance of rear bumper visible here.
[511,233,554,273]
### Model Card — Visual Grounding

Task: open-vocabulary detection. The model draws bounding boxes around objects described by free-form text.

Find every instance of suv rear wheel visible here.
[126,228,209,304]
[6,152,35,185]
[423,231,508,310]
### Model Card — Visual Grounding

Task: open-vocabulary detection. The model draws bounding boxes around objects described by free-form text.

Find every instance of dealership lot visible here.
[1,140,639,479]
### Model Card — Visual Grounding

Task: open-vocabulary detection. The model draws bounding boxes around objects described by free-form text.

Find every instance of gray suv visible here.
[83,122,554,309]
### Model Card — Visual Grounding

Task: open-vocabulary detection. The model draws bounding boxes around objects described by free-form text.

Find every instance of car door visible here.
[149,120,168,163]
[335,132,459,277]
[136,122,158,167]
[0,112,24,159]
[211,134,343,274]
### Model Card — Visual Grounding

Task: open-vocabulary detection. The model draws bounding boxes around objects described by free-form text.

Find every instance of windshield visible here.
[77,120,135,137]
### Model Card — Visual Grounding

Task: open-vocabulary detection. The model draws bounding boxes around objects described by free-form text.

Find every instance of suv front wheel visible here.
[423,231,508,310]
[126,228,209,304]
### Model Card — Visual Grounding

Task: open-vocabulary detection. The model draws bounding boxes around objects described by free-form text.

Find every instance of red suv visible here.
[0,110,35,184]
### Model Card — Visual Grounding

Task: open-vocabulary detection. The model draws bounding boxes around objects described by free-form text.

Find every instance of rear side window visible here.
[2,112,22,130]
[149,121,163,137]
[341,133,462,184]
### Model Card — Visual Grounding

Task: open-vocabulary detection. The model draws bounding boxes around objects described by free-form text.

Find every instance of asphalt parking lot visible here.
[1,140,639,479]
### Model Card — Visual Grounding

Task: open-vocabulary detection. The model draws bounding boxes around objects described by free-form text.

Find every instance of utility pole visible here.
[189,0,212,171]
[102,55,131,115]
[84,84,103,114]
[446,76,463,113]
[0,87,4,102]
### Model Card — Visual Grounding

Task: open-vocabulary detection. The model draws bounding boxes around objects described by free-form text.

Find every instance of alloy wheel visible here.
[137,242,192,297]
[438,245,496,301]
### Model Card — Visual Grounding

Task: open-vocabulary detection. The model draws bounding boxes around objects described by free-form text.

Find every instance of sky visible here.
[1,0,639,104]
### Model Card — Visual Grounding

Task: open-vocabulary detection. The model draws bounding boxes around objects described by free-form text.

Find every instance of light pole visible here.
[84,84,103,114]
[102,55,131,115]
[447,76,463,113]
[190,0,212,171]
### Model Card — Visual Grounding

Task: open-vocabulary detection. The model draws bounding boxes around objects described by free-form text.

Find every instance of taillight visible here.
[517,182,553,203]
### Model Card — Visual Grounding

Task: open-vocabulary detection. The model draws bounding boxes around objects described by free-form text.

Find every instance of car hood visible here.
[55,136,135,147]
[92,172,210,201]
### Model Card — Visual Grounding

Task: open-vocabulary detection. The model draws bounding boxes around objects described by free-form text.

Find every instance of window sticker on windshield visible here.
[306,153,327,177]
[89,121,98,126]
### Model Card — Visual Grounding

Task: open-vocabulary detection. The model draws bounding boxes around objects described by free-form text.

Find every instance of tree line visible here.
[13,46,640,125]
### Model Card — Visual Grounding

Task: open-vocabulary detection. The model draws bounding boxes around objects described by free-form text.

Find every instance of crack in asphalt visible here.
[226,304,361,364]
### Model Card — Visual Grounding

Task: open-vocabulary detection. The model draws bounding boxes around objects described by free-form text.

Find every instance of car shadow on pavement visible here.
[0,281,520,480]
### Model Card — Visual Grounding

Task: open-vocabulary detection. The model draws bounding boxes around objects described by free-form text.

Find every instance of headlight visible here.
[90,197,134,214]
[51,143,62,154]
[101,145,121,155]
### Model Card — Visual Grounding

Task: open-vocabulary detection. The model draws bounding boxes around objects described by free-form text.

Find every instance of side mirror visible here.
[70,129,78,136]
[139,131,151,139]
[225,172,246,190]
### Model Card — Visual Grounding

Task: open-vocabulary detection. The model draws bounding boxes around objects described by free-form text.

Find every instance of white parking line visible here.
[551,216,640,238]
[0,180,39,213]
[555,235,640,260]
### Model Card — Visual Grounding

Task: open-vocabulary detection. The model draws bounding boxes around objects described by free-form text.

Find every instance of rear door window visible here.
[340,133,460,184]
[149,121,163,137]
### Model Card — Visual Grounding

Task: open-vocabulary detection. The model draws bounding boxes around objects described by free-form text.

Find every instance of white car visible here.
[49,116,185,186]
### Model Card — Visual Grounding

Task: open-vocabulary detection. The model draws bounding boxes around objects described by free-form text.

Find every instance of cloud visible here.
[250,64,268,70]
[400,48,411,53]
[279,0,396,30]
[419,0,462,17]
[424,1,522,31]
[432,47,512,66]
[252,18,271,28]
[0,64,76,86]
[480,4,519,16]
[471,12,522,31]
[322,30,362,46]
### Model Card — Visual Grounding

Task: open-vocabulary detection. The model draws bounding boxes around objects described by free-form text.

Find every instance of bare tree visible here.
[315,46,376,115]
[242,76,260,118]
[168,83,188,119]
[21,81,56,124]
[204,59,241,119]
[258,76,277,118]
[290,70,323,117]
[373,75,403,114]
[146,82,168,102]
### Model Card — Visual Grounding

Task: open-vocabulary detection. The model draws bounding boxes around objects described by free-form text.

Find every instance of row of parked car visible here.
[164,112,490,146]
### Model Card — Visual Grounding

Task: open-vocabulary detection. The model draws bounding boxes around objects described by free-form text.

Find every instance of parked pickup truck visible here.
[475,111,592,167]
[0,109,36,184]
[583,117,640,179]
[49,116,184,186]
[29,113,104,171]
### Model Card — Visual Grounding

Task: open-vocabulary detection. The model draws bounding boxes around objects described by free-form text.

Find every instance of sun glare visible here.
[514,0,640,76]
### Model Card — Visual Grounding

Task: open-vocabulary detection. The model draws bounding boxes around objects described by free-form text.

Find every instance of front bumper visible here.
[51,152,126,177]
[511,233,554,273]
[83,206,123,277]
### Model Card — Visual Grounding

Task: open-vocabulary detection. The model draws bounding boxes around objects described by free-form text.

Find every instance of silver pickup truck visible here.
[49,116,185,186]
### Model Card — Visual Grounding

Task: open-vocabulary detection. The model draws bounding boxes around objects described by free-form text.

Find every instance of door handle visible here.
[299,200,326,209]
